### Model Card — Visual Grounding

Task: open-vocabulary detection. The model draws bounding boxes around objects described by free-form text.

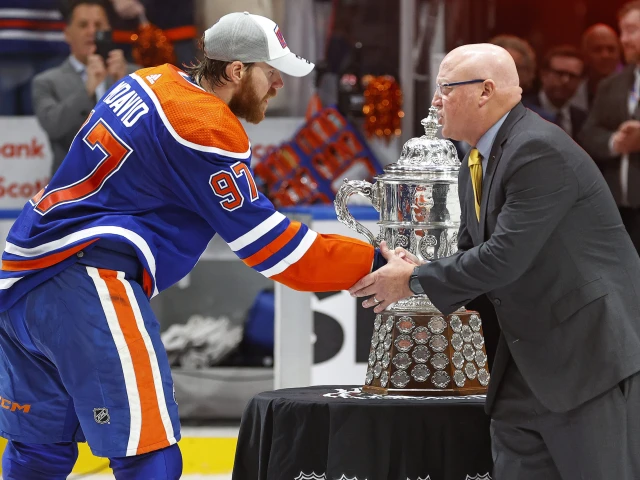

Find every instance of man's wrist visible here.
[408,266,424,295]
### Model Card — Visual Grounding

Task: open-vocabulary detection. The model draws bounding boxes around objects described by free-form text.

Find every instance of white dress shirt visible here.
[617,68,640,206]
[475,111,510,176]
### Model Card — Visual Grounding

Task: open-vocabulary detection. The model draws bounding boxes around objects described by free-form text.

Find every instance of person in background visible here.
[489,33,554,122]
[523,45,587,139]
[579,0,640,254]
[31,0,136,176]
[0,0,69,115]
[488,34,537,95]
[571,23,621,111]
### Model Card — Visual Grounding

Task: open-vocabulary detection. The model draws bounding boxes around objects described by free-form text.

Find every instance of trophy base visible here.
[362,385,488,396]
[365,310,490,396]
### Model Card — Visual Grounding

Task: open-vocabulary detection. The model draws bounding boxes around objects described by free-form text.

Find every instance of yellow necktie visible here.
[468,148,482,221]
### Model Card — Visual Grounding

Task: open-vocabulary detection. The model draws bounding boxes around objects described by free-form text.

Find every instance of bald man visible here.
[351,43,640,479]
[571,23,621,110]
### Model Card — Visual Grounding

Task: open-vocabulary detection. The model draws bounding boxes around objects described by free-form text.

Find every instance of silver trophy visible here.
[334,106,489,395]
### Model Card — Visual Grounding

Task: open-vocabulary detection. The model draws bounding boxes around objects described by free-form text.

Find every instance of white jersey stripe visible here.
[120,276,176,446]
[130,73,252,159]
[4,226,159,296]
[0,8,63,19]
[0,31,65,41]
[227,211,287,252]
[0,277,23,290]
[260,229,317,278]
[86,267,142,456]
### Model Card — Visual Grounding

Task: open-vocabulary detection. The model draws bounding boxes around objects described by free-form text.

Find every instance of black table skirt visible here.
[232,386,493,480]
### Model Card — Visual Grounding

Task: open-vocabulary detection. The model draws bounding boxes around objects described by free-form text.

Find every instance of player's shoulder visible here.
[131,64,250,156]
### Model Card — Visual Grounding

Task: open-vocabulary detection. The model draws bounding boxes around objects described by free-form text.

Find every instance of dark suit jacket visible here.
[578,65,640,207]
[522,92,587,140]
[418,102,640,414]
[31,58,137,176]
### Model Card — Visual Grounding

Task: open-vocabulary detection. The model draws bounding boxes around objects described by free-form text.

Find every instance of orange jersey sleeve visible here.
[270,232,374,291]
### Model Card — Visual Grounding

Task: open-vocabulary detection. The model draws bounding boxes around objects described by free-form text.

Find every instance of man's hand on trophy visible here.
[349,242,414,313]
[394,246,427,266]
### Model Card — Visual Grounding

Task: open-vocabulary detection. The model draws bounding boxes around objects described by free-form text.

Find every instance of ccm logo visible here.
[0,397,31,413]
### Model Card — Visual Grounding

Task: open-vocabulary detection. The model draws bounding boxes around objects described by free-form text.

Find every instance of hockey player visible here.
[0,11,382,479]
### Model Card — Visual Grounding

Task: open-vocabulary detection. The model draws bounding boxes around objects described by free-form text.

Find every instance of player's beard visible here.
[229,70,277,124]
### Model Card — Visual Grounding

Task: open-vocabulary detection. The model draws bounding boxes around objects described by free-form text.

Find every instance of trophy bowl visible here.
[335,106,489,396]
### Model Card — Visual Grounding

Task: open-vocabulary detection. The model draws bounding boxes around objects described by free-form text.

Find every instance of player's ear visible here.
[228,61,244,84]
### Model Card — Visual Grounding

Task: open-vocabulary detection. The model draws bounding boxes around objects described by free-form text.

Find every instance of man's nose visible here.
[87,25,98,39]
[273,71,284,89]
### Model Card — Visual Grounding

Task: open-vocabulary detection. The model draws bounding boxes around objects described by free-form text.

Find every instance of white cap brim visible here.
[266,52,315,77]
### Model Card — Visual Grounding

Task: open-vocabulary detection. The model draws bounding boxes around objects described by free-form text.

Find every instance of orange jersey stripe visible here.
[163,25,198,41]
[112,30,137,43]
[0,19,66,30]
[1,239,98,272]
[243,222,302,268]
[98,269,169,454]
[113,25,197,44]
[271,234,374,291]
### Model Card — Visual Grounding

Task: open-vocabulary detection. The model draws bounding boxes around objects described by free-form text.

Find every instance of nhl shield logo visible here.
[465,474,492,480]
[93,407,110,424]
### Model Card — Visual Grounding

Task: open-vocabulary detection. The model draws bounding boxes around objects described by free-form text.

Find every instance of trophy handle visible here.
[334,179,380,246]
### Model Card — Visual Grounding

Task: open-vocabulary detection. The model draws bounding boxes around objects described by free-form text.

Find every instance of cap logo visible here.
[274,24,287,49]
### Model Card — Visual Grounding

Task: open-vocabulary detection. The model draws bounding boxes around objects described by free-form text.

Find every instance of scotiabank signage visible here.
[0,117,51,210]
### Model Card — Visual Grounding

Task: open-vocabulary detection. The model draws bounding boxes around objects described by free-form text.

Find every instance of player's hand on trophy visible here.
[349,241,414,313]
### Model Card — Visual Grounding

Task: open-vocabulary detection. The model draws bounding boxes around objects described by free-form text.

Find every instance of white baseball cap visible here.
[203,11,315,77]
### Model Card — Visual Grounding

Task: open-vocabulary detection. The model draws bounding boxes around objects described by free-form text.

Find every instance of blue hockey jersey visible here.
[0,64,374,312]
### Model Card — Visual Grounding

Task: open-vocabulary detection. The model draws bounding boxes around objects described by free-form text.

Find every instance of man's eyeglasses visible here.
[436,79,486,97]
[547,68,582,81]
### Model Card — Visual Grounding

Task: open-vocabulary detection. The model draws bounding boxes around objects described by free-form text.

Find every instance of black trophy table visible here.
[232,385,493,480]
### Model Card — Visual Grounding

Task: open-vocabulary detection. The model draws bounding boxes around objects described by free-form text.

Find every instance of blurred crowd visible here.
[0,0,196,117]
[486,1,640,254]
[2,0,640,253]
